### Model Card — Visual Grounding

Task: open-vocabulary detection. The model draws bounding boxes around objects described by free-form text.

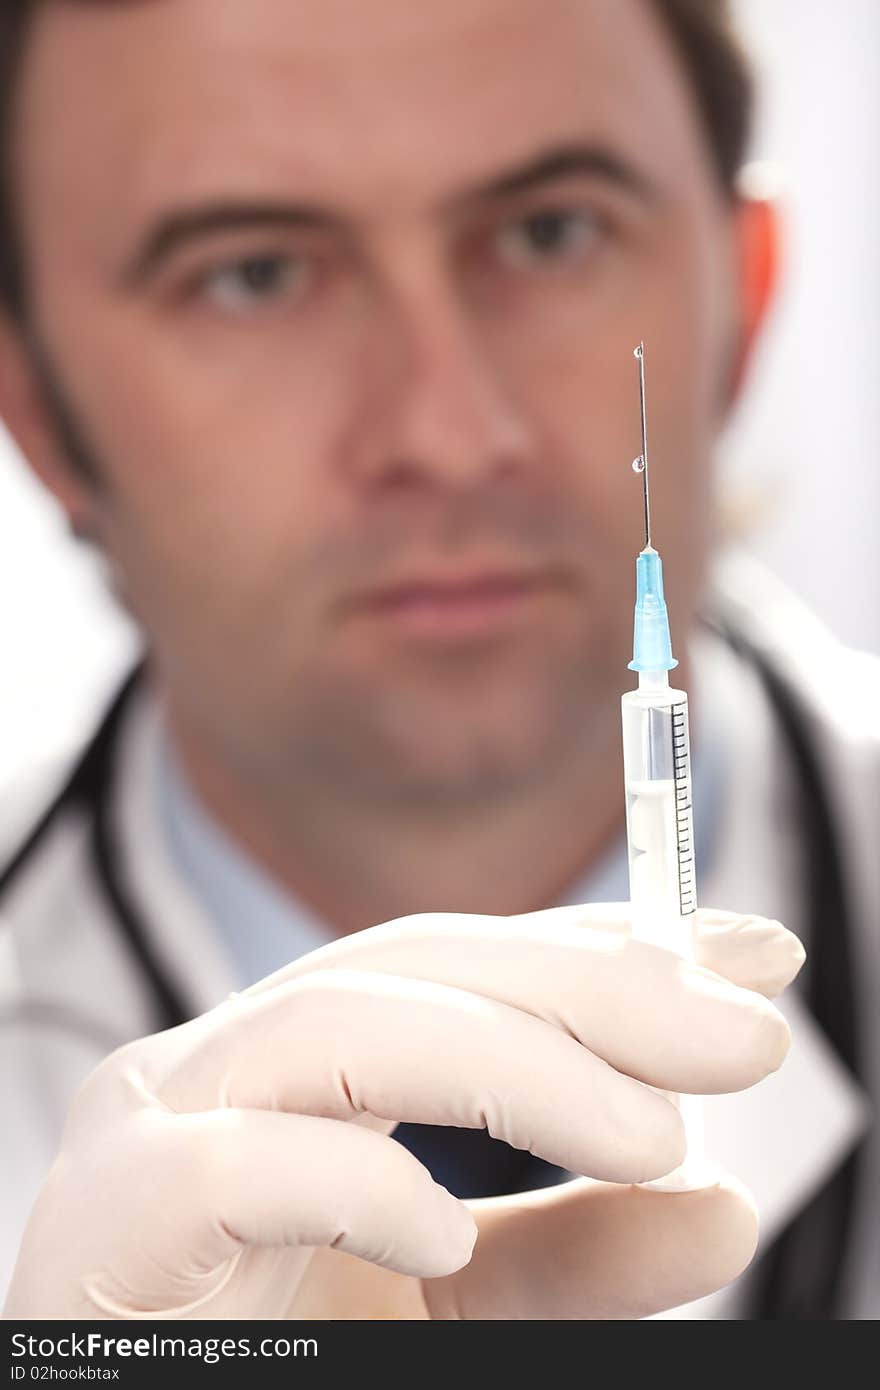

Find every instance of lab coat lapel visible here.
[691,632,869,1246]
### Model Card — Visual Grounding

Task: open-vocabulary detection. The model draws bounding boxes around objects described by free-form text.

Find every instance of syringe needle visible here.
[632,341,652,549]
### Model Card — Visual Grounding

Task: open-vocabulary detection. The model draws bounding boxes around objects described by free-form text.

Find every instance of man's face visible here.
[13,0,739,805]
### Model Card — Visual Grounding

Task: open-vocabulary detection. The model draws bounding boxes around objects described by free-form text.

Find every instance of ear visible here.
[726,181,782,406]
[0,310,96,530]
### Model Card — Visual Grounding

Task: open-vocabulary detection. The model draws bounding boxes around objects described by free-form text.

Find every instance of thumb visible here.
[421,1173,758,1320]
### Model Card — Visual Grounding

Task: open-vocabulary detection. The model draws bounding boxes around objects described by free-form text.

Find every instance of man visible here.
[0,0,874,1319]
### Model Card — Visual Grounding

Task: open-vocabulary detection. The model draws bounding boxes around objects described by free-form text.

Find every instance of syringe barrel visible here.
[622,682,708,1191]
[621,684,696,958]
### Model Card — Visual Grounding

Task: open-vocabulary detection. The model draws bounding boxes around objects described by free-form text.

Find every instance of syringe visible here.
[621,342,706,1190]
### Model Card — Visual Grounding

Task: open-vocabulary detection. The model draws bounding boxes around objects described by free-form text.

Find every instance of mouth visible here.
[353,567,565,642]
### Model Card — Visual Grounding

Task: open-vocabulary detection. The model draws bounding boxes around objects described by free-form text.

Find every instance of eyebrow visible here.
[453,142,661,207]
[120,141,658,287]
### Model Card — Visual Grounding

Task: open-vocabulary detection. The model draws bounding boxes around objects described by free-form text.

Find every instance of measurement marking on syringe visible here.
[671,701,696,915]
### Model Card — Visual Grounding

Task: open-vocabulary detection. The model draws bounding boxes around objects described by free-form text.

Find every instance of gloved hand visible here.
[3,904,804,1321]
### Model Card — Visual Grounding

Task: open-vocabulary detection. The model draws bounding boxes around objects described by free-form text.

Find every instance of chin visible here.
[269,643,615,803]
[376,693,591,804]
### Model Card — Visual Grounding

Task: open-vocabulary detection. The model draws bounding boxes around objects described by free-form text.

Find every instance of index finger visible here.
[239,909,791,1094]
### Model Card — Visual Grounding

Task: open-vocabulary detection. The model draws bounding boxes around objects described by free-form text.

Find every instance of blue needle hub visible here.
[628,545,678,673]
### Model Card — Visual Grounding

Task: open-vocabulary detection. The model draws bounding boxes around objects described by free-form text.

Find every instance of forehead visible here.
[16,0,710,238]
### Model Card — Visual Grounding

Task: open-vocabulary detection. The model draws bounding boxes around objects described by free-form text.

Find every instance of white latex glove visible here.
[3,904,804,1321]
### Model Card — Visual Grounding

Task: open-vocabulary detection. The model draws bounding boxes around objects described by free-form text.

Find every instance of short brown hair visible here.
[0,0,754,322]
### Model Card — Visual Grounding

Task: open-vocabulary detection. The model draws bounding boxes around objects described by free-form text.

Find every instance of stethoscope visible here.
[0,627,865,1320]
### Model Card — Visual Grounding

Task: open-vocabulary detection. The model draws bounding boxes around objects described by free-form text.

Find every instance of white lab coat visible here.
[0,555,876,1318]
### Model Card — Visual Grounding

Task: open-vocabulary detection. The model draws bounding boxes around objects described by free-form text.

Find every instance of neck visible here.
[162,699,640,940]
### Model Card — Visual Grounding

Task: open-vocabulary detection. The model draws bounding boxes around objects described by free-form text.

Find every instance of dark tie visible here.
[392,1120,571,1198]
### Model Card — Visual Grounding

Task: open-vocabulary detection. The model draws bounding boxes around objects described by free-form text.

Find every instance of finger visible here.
[516,905,806,999]
[237,909,791,1093]
[694,910,805,997]
[82,1107,478,1319]
[157,969,686,1183]
[290,1242,436,1320]
[422,1172,759,1320]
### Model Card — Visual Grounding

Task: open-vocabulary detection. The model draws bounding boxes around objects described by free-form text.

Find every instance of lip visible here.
[354,568,559,641]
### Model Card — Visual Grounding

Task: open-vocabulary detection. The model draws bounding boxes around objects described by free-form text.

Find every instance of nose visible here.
[340,272,539,495]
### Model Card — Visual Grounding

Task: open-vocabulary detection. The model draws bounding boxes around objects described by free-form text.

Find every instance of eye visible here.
[494,208,602,271]
[197,253,312,310]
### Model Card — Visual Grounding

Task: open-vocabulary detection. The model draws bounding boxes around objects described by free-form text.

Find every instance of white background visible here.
[0,0,878,779]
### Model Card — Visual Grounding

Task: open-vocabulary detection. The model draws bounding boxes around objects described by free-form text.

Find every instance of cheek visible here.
[485,230,725,616]
[492,324,659,560]
[93,344,342,508]
[632,252,727,621]
[49,297,369,610]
